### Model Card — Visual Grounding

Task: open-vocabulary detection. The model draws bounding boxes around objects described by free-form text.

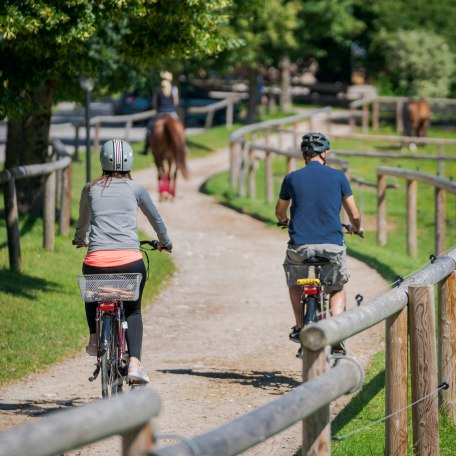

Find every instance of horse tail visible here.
[165,117,189,179]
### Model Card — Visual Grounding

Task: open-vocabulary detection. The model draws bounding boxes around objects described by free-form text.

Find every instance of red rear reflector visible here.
[99,302,115,311]
[303,285,318,295]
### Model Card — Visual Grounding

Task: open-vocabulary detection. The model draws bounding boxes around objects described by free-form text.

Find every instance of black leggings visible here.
[82,259,147,360]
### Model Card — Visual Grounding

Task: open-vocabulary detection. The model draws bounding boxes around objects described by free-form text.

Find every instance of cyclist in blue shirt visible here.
[275,132,363,353]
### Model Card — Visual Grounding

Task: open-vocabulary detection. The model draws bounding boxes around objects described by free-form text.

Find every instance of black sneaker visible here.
[289,326,302,344]
[331,341,347,356]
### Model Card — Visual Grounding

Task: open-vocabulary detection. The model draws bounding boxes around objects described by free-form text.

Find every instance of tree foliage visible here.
[0,0,232,119]
[372,29,454,97]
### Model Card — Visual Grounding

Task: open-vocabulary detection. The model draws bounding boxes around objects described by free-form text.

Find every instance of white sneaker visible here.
[128,363,150,383]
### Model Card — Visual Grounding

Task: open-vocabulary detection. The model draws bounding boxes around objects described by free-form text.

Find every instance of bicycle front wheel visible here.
[101,316,123,398]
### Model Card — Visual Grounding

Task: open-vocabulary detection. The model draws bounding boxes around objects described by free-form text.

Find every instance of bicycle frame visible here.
[89,299,129,398]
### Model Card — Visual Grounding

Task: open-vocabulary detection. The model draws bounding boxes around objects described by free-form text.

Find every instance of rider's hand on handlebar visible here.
[343,224,364,238]
[157,242,173,253]
[277,218,289,229]
[72,240,88,248]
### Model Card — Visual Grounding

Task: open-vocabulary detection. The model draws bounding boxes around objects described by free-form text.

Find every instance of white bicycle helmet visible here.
[100,139,134,172]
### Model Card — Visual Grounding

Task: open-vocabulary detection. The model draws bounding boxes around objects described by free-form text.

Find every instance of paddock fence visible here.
[229,107,455,256]
[349,95,456,134]
[1,139,72,272]
[376,166,456,257]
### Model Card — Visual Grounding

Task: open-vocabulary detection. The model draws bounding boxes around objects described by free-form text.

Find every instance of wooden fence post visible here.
[438,271,456,423]
[125,120,132,140]
[238,141,247,198]
[372,99,380,131]
[4,178,21,271]
[43,171,56,250]
[122,421,155,456]
[385,307,408,456]
[287,156,296,174]
[362,103,369,133]
[437,143,445,177]
[59,164,72,236]
[302,347,329,456]
[435,187,446,255]
[74,122,80,161]
[265,151,274,204]
[349,108,356,133]
[226,97,233,129]
[229,142,239,190]
[408,284,439,456]
[407,179,417,257]
[396,100,404,134]
[248,147,256,199]
[377,173,387,246]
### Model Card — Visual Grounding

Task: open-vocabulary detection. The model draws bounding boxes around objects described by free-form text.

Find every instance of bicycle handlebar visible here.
[342,223,364,238]
[140,240,172,253]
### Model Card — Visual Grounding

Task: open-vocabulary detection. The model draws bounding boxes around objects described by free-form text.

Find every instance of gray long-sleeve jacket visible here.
[73,178,171,252]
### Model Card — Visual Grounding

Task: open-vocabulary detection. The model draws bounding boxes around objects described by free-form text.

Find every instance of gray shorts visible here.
[283,243,349,292]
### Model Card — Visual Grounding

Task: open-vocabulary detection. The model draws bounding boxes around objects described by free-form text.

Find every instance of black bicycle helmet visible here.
[300,132,330,157]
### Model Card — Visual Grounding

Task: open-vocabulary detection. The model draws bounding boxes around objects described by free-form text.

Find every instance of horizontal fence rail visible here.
[1,141,72,271]
[0,389,161,456]
[151,363,362,456]
[377,166,456,255]
[301,247,456,351]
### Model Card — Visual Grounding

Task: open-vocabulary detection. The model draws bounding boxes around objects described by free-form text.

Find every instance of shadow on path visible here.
[158,368,300,394]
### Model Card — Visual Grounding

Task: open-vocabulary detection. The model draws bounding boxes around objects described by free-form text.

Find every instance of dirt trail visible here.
[0,115,388,455]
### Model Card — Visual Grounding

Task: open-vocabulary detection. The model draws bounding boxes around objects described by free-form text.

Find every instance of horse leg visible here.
[168,158,177,198]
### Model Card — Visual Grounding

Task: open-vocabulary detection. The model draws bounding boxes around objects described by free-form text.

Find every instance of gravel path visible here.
[0,118,388,455]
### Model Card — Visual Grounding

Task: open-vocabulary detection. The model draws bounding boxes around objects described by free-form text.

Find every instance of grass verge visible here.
[0,146,174,387]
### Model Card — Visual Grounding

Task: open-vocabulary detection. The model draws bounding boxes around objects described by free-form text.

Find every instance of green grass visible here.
[0,146,174,387]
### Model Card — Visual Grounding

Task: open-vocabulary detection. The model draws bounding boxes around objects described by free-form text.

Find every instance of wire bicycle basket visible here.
[78,273,142,302]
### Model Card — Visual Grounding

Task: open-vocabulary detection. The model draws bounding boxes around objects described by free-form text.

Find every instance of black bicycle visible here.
[77,240,164,398]
[291,224,364,361]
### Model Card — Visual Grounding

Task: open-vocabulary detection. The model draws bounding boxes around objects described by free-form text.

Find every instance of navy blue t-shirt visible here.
[279,161,352,246]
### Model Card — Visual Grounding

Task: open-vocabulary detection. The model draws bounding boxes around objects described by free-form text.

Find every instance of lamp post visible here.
[80,77,95,183]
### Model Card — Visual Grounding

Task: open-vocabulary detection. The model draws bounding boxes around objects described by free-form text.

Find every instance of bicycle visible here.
[76,240,164,398]
[281,224,363,362]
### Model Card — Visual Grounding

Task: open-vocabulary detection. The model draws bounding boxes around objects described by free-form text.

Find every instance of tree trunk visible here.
[246,67,259,125]
[5,80,54,213]
[279,55,292,113]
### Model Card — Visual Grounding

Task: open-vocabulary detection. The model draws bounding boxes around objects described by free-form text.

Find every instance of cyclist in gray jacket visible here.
[73,139,172,383]
[275,132,363,354]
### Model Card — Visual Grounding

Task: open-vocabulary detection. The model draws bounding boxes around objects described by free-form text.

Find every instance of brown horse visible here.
[149,114,188,200]
[403,98,431,138]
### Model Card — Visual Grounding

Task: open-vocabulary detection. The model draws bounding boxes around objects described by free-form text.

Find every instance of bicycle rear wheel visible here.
[101,316,124,398]
[303,296,318,325]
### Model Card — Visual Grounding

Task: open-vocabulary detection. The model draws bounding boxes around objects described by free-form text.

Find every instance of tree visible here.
[372,29,454,97]
[353,0,456,95]
[0,0,232,210]
[222,0,302,123]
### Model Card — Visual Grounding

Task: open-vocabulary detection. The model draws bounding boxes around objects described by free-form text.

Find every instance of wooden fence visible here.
[376,166,456,257]
[229,107,333,197]
[349,95,456,134]
[0,388,161,456]
[5,250,452,455]
[1,139,72,272]
[300,247,456,455]
[72,95,241,156]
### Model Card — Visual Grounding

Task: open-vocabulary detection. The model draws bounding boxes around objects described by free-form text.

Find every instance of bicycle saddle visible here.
[303,256,330,265]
